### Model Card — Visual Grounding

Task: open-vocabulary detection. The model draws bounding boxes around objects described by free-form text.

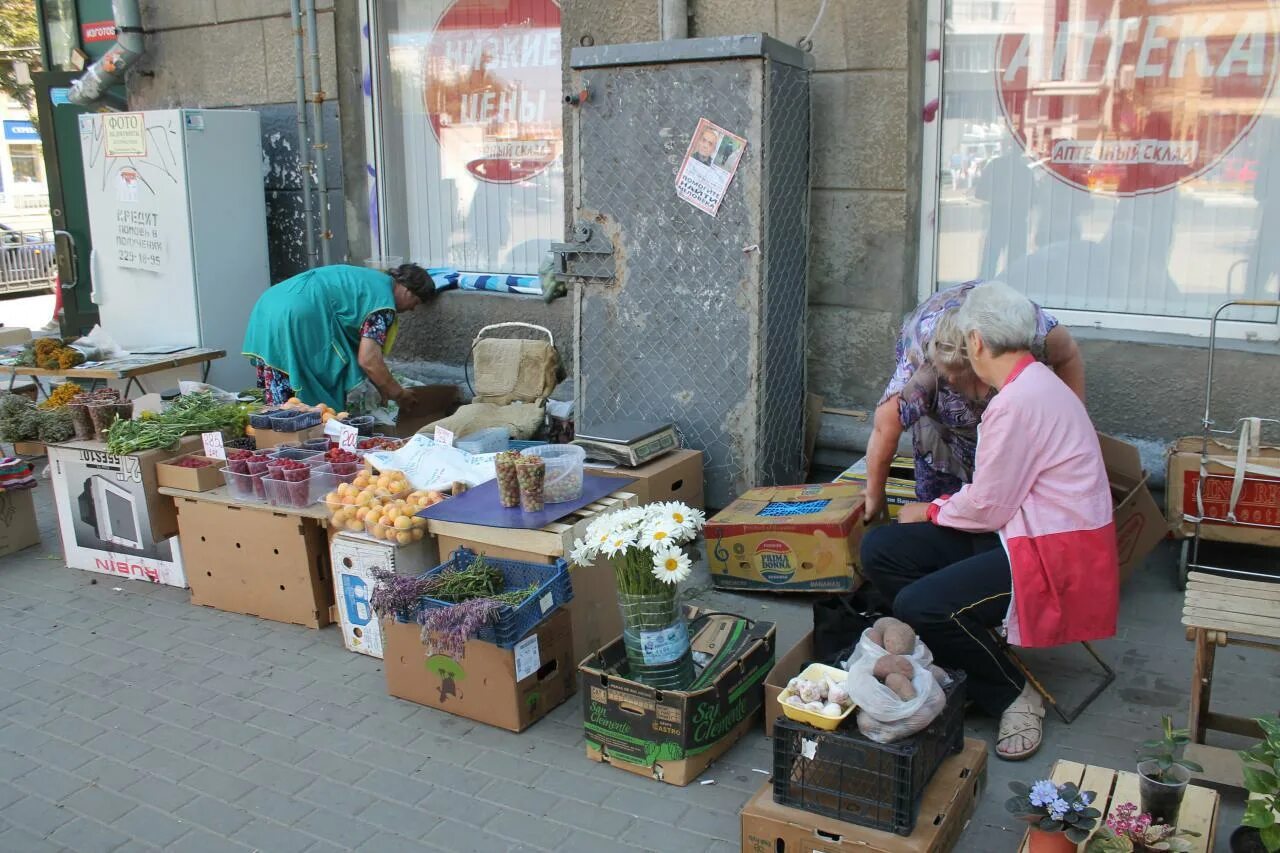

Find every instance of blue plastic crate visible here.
[415,548,573,648]
[249,409,285,430]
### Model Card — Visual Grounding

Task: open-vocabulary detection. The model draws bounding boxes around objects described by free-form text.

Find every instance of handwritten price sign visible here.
[201,431,226,460]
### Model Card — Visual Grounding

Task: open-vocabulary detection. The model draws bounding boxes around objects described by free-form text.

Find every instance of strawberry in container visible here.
[323,447,362,478]
[226,448,254,475]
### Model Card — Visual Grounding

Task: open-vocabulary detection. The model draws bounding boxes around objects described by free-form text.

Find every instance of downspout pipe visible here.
[290,0,317,268]
[304,0,331,265]
[660,0,688,40]
[68,0,145,106]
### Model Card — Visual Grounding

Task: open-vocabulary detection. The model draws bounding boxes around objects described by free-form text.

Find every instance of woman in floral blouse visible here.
[862,281,1086,520]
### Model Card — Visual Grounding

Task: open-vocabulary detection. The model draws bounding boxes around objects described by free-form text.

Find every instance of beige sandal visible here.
[997,694,1045,761]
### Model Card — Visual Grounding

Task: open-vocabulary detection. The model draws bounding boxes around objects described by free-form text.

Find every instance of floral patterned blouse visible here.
[252,309,397,406]
[880,282,1057,501]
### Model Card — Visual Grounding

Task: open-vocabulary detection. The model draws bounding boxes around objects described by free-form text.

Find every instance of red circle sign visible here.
[424,0,563,184]
[996,1,1280,195]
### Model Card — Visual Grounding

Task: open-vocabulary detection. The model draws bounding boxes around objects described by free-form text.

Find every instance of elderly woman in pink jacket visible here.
[860,282,1118,761]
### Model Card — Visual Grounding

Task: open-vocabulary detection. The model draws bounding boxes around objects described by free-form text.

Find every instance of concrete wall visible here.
[128,0,346,282]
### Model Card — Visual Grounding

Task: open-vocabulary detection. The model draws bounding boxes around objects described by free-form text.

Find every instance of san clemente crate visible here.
[417,548,573,648]
[771,670,967,835]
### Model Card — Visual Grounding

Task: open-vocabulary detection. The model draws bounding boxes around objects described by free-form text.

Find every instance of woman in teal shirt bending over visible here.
[242,263,436,410]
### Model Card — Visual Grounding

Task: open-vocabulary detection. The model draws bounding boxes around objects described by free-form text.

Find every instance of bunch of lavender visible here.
[369,569,436,621]
[418,598,504,658]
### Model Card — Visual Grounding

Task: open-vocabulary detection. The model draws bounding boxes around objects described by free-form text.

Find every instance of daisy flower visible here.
[569,538,595,567]
[659,502,705,535]
[601,528,638,558]
[641,521,677,550]
[651,546,692,584]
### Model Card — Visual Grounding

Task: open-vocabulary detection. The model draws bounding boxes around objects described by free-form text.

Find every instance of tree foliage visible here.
[0,0,40,119]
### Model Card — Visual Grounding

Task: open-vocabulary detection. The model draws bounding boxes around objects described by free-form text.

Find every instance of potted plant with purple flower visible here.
[1085,802,1200,852]
[1007,778,1101,853]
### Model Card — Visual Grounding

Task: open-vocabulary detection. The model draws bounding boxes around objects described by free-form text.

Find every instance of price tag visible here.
[514,634,540,682]
[333,421,359,452]
[201,431,225,460]
[539,592,554,615]
[434,427,454,447]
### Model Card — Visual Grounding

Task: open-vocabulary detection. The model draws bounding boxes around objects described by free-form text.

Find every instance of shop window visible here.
[10,144,43,184]
[370,0,563,275]
[922,1,1280,337]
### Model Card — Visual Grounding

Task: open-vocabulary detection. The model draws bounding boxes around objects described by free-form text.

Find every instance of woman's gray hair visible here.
[928,308,969,374]
[955,281,1037,355]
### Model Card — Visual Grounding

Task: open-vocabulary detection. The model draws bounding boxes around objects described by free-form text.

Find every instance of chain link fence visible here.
[566,37,811,508]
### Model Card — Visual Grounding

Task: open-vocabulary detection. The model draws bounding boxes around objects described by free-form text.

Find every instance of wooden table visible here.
[0,347,225,398]
[160,483,334,628]
[1017,760,1218,852]
[1183,570,1280,787]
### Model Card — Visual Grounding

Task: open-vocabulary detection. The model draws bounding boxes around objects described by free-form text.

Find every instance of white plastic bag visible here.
[845,627,947,744]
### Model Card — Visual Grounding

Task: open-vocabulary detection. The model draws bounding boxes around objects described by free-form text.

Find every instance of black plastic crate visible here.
[771,670,966,835]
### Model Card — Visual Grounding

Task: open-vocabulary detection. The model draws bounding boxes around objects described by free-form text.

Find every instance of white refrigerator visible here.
[78,109,270,391]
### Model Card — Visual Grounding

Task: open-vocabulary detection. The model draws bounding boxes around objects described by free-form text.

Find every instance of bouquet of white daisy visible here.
[570,501,705,688]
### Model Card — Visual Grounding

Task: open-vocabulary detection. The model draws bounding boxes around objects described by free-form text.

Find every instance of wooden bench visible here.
[1183,570,1280,787]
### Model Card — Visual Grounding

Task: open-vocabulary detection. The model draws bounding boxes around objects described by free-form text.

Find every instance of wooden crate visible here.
[426,491,636,665]
[1017,761,1218,853]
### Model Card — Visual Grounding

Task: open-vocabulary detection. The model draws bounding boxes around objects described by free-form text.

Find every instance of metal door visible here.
[565,37,811,509]
[34,71,96,336]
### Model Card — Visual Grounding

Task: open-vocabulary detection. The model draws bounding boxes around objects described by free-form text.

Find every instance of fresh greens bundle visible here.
[105,392,250,454]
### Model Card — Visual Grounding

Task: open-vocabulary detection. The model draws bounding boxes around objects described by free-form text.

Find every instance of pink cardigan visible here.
[927,358,1118,648]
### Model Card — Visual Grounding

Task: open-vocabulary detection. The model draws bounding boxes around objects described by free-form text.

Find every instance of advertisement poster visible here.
[103,112,147,158]
[931,0,1280,327]
[675,118,747,216]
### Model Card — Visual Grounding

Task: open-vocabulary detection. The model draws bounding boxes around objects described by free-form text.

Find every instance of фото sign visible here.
[996,1,1280,195]
[423,0,562,183]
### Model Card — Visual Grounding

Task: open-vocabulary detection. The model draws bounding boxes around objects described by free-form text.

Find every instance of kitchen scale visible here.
[573,420,678,467]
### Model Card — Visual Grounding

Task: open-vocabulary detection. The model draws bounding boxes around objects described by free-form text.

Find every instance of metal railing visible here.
[0,227,56,295]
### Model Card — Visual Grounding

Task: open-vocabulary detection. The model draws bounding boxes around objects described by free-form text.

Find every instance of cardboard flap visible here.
[1099,433,1144,490]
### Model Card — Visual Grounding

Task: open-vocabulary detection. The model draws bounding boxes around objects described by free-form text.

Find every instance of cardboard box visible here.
[173,496,333,627]
[0,327,32,347]
[763,631,815,738]
[392,384,461,438]
[707,483,867,593]
[1165,435,1280,549]
[47,439,197,587]
[835,455,917,520]
[1100,434,1168,582]
[740,738,988,853]
[383,607,575,732]
[156,455,224,492]
[12,441,45,457]
[0,488,39,557]
[588,449,705,508]
[330,532,439,658]
[580,615,776,786]
[252,424,325,450]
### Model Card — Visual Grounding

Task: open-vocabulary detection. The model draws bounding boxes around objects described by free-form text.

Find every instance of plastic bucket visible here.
[523,444,585,503]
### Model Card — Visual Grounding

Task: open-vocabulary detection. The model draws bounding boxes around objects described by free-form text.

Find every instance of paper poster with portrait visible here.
[675,118,747,216]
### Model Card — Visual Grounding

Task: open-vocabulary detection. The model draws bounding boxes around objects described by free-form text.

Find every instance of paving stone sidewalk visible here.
[0,485,1273,852]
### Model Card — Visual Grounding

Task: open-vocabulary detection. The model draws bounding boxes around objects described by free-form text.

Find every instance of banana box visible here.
[706,483,866,593]
[834,455,917,520]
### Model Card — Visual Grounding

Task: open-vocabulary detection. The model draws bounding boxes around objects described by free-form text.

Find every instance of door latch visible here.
[550,222,615,282]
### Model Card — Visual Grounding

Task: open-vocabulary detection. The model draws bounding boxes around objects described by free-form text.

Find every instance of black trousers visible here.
[859,522,1026,715]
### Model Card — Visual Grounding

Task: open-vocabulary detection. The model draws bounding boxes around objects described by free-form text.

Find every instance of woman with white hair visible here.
[863,281,1085,521]
[859,282,1118,761]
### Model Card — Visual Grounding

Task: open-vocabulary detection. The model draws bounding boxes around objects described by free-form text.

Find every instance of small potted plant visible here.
[1137,715,1203,825]
[1007,779,1101,853]
[1085,802,1200,852]
[1233,715,1280,853]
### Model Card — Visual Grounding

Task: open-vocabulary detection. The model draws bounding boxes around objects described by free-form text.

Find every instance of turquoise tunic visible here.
[242,265,399,410]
